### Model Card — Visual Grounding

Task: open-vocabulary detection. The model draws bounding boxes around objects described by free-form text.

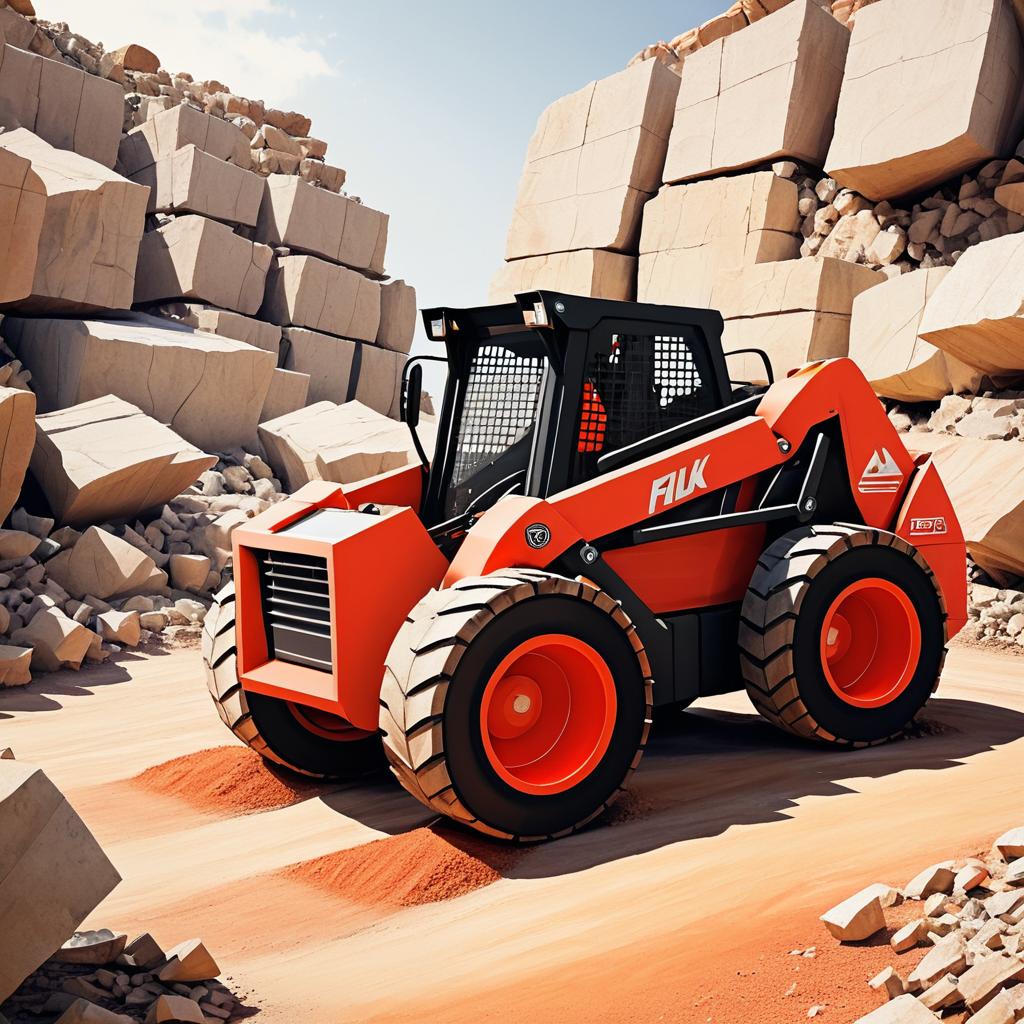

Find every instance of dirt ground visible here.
[2,641,1023,1024]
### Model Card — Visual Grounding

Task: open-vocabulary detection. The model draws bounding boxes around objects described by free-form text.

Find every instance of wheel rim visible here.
[479,634,617,796]
[287,702,375,743]
[820,577,922,709]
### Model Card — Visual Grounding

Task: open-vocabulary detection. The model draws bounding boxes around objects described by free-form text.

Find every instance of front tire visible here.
[379,570,652,841]
[739,525,947,747]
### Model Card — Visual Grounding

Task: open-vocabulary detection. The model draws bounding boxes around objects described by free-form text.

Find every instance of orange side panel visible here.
[603,523,767,614]
[895,459,968,638]
[345,463,424,509]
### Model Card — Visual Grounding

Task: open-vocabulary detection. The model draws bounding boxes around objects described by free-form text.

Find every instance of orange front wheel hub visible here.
[820,577,922,709]
[479,634,617,796]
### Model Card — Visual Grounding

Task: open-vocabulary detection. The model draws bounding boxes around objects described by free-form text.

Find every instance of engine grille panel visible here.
[258,551,333,673]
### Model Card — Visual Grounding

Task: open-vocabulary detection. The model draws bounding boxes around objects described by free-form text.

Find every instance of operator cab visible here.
[408,291,772,542]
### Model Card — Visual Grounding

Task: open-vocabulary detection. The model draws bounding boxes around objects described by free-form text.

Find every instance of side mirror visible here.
[403,362,422,429]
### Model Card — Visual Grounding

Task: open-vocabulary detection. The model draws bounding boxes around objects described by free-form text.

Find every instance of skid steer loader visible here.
[203,292,966,841]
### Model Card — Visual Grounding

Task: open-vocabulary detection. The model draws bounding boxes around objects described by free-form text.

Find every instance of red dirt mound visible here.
[286,827,519,907]
[133,746,327,814]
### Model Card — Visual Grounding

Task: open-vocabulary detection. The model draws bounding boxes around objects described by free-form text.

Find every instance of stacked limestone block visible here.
[491,58,681,302]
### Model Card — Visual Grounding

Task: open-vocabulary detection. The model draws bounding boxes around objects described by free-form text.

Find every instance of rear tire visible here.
[739,525,948,747]
[379,570,653,841]
[202,582,383,779]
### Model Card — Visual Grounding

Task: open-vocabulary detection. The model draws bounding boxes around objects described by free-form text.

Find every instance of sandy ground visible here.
[2,642,1023,1024]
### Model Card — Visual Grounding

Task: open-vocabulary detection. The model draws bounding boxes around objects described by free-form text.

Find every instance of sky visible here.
[38,0,725,384]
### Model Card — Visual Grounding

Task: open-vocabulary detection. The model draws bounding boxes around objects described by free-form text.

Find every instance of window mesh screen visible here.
[585,334,712,454]
[447,345,545,517]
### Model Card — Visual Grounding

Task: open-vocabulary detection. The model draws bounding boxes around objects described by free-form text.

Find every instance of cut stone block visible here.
[282,328,405,418]
[852,995,944,1024]
[0,128,148,313]
[0,760,120,1002]
[97,610,141,647]
[117,103,251,176]
[10,606,94,672]
[260,367,310,423]
[919,233,1024,376]
[156,938,219,983]
[3,313,276,450]
[489,251,637,305]
[849,267,983,401]
[158,303,282,355]
[825,0,1024,201]
[638,172,800,307]
[134,216,272,316]
[0,384,35,523]
[376,279,417,354]
[958,954,1024,1012]
[820,886,887,942]
[905,862,957,900]
[259,400,427,490]
[506,58,681,259]
[663,1,849,183]
[995,827,1024,861]
[256,174,388,274]
[0,42,123,167]
[168,553,211,592]
[0,143,45,304]
[32,395,216,527]
[925,436,1024,578]
[145,994,204,1024]
[724,311,852,383]
[128,145,264,227]
[0,645,32,686]
[260,255,381,342]
[45,526,166,601]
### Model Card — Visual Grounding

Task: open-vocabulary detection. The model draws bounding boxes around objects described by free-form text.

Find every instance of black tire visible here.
[739,525,948,747]
[202,581,383,779]
[379,570,653,841]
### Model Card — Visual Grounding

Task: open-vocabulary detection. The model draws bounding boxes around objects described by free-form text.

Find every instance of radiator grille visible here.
[258,551,332,672]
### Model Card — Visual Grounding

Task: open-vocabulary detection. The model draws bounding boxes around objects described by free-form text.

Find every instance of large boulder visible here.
[0,385,35,523]
[489,251,636,305]
[11,608,94,672]
[376,279,418,354]
[281,327,405,418]
[0,143,45,304]
[506,58,680,259]
[0,42,123,167]
[128,144,265,227]
[45,525,167,600]
[663,0,849,184]
[919,233,1024,375]
[255,174,388,275]
[848,267,984,401]
[117,103,251,176]
[3,313,276,450]
[260,255,381,342]
[32,395,216,527]
[134,215,273,316]
[638,171,800,307]
[825,0,1024,201]
[0,129,148,313]
[258,400,428,491]
[0,760,120,1002]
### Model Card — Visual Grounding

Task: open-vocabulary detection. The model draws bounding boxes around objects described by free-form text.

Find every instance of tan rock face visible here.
[4,313,276,450]
[45,526,167,601]
[663,0,848,184]
[0,43,123,167]
[260,367,310,423]
[506,58,680,259]
[261,255,381,342]
[0,385,35,523]
[134,216,272,316]
[376,279,418,354]
[259,400,426,490]
[825,0,1024,201]
[489,251,636,305]
[0,761,120,1002]
[638,172,800,307]
[919,233,1024,375]
[281,327,405,418]
[118,103,251,176]
[159,303,282,355]
[0,145,45,305]
[0,129,148,313]
[848,266,983,401]
[32,395,216,527]
[129,145,265,227]
[256,175,388,275]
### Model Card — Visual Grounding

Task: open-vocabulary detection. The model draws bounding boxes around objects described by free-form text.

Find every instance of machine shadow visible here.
[316,695,1024,879]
